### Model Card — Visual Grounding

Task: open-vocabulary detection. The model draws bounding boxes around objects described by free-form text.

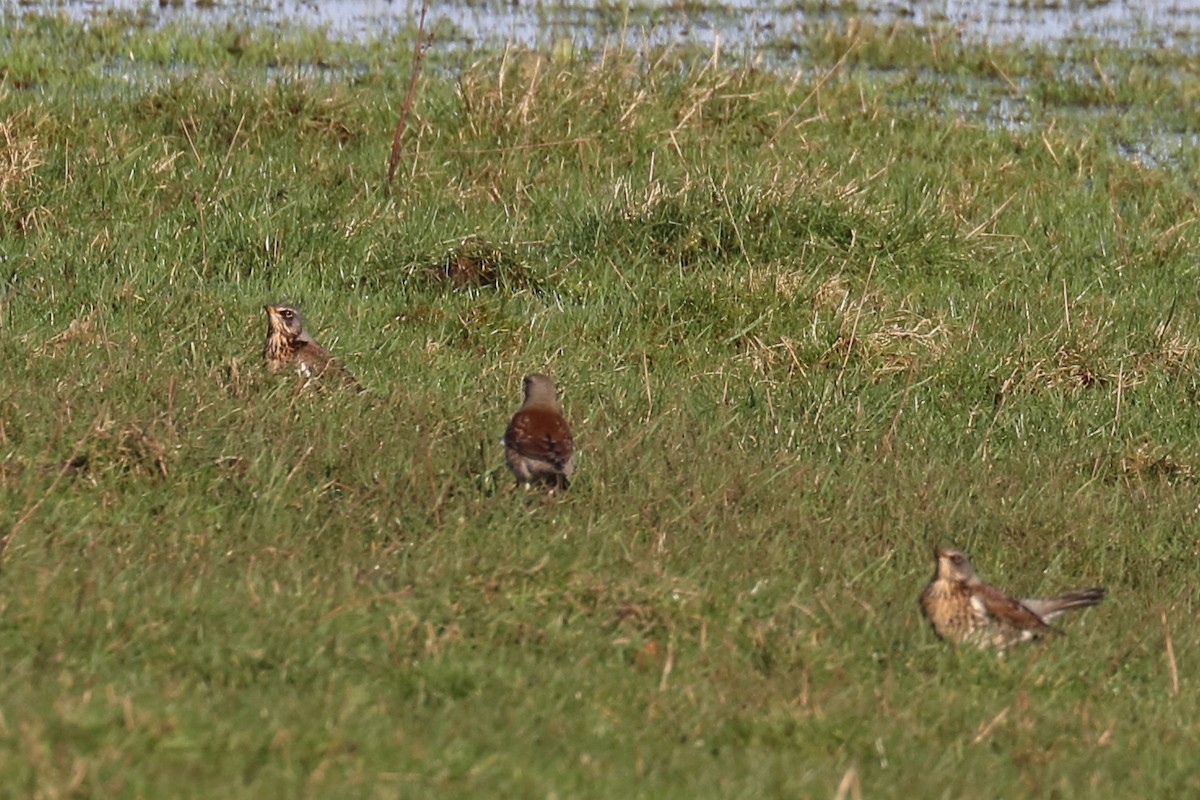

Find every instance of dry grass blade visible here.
[972,706,1011,744]
[658,636,674,691]
[1162,610,1179,697]
[832,766,862,800]
[965,192,1017,239]
[0,109,47,233]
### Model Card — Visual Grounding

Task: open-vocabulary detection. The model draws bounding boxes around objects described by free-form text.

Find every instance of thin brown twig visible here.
[385,0,429,192]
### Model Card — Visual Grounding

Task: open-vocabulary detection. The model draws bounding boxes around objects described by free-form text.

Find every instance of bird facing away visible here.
[502,373,575,489]
[262,304,359,390]
[920,547,1104,650]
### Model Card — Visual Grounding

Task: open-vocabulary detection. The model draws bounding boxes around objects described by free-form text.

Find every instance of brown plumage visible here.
[502,373,574,489]
[920,547,1104,650]
[262,304,359,390]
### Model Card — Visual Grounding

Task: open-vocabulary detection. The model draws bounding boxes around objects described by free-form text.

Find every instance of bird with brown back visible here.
[502,373,574,490]
[262,304,360,390]
[920,547,1104,650]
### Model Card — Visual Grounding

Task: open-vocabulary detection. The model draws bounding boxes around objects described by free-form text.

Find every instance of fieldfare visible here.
[920,547,1104,650]
[262,304,359,390]
[502,373,575,489]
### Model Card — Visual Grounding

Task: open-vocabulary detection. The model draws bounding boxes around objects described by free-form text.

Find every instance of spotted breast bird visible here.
[919,547,1104,650]
[262,304,359,390]
[502,373,575,490]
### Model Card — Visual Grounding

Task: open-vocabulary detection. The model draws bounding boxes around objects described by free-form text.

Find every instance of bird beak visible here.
[264,305,278,317]
[932,546,947,560]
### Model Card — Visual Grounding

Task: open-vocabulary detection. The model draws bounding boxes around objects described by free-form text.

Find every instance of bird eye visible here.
[281,309,294,319]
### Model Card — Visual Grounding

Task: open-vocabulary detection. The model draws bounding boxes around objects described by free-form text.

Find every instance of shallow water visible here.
[34,0,1200,50]
[17,0,1198,175]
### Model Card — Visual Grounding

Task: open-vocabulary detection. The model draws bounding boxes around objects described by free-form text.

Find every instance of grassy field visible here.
[1,8,1199,797]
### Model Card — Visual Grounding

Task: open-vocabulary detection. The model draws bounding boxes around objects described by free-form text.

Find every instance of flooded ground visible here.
[10,0,1197,174]
[26,0,1200,51]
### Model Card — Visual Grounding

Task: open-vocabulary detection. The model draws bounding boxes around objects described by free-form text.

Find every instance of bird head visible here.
[933,547,978,584]
[264,304,307,341]
[522,373,560,408]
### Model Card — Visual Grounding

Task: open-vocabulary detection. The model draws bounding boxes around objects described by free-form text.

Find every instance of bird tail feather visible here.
[1025,587,1104,621]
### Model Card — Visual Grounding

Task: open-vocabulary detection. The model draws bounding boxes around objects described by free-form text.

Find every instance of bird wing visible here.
[296,341,360,389]
[505,408,574,469]
[974,582,1051,631]
[296,338,332,364]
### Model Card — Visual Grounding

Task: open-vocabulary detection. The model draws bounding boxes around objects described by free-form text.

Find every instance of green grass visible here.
[2,8,1199,797]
